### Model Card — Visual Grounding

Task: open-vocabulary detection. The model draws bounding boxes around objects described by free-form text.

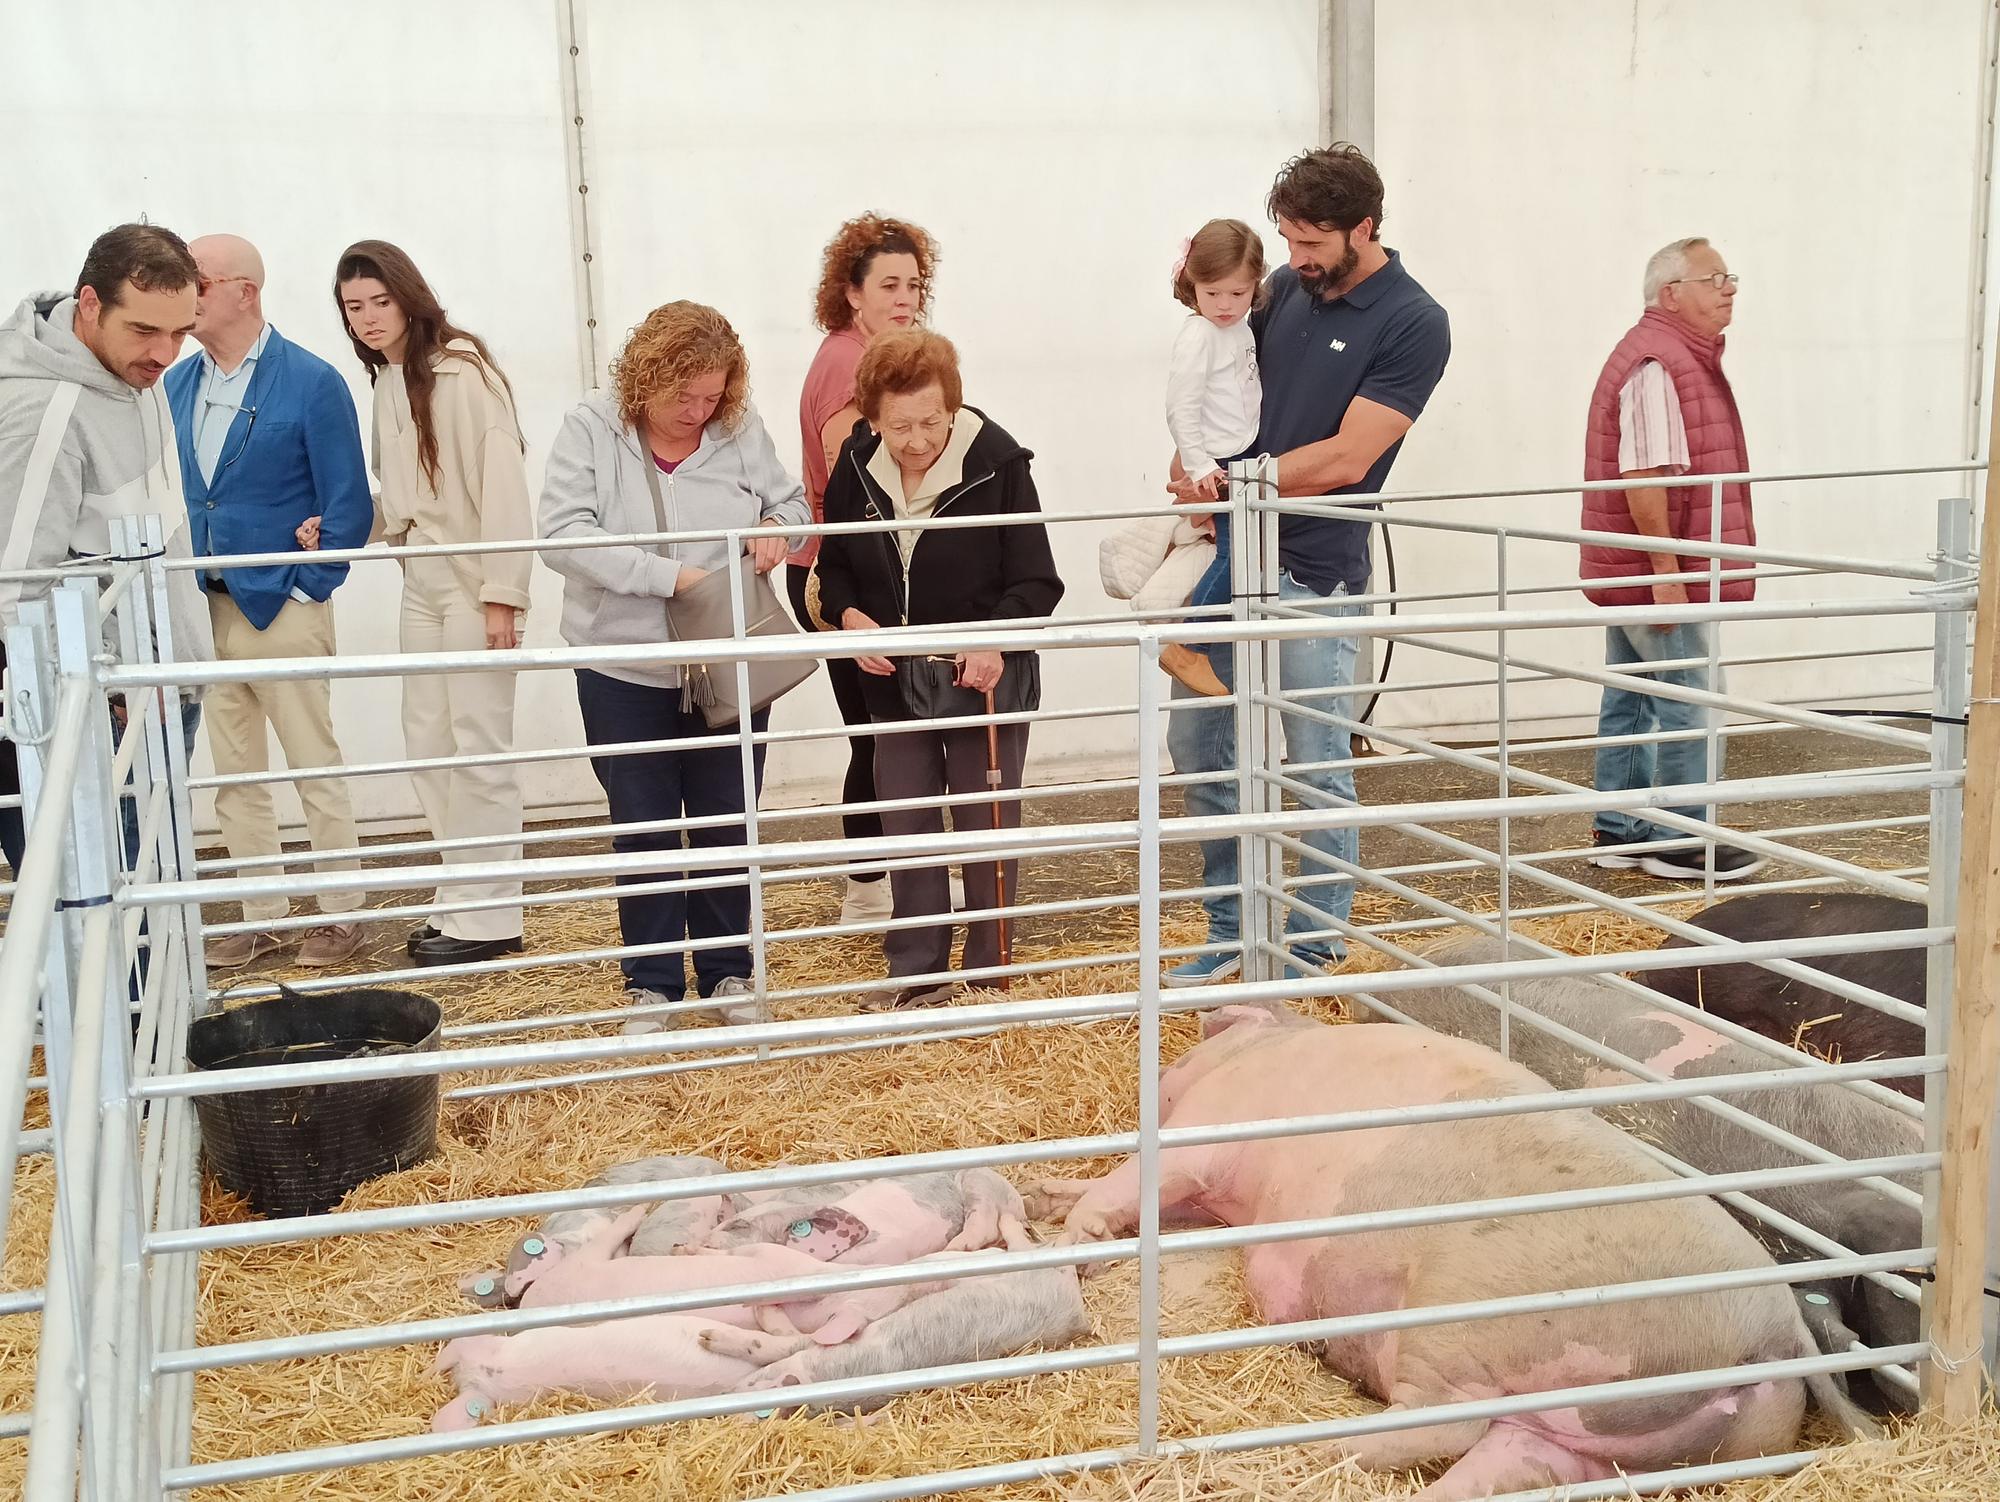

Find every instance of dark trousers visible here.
[872,720,1027,981]
[785,564,884,856]
[575,669,767,999]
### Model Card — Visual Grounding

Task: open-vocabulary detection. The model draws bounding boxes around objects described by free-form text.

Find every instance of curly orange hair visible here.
[812,214,940,334]
[611,302,750,432]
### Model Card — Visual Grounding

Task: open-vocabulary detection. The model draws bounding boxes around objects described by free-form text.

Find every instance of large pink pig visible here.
[1027,1006,1874,1501]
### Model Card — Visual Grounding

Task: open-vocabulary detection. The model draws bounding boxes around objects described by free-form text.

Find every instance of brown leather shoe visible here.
[1161,643,1229,697]
[205,928,290,970]
[297,922,365,968]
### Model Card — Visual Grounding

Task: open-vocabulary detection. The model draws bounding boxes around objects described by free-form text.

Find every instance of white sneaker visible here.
[839,876,895,926]
[619,986,676,1036]
[708,975,772,1027]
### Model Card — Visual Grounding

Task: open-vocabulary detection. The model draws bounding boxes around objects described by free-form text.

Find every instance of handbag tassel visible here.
[679,664,716,713]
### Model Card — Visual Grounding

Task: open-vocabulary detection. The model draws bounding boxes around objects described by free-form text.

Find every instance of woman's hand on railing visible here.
[746,520,789,575]
[840,608,897,676]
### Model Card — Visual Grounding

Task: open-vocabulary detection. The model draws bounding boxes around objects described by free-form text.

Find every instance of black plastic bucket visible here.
[186,987,442,1217]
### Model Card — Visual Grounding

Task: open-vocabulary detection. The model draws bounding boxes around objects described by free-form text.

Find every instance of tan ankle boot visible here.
[1160,643,1229,697]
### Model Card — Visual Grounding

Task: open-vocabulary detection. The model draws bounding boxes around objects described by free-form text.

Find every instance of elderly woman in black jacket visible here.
[812,328,1064,1009]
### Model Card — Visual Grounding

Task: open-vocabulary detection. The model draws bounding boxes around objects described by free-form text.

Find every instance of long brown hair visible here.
[333,240,520,489]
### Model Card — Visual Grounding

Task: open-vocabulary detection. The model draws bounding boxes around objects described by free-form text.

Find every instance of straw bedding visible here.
[2,873,1992,1500]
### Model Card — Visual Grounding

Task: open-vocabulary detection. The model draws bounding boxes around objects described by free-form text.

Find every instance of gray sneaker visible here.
[708,975,772,1027]
[619,986,677,1036]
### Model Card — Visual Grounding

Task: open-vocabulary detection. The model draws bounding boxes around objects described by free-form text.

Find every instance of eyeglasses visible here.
[203,399,259,473]
[197,275,253,295]
[1670,272,1740,291]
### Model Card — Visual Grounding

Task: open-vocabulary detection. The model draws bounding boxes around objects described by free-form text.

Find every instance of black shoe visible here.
[410,933,525,966]
[1639,844,1765,882]
[405,923,441,955]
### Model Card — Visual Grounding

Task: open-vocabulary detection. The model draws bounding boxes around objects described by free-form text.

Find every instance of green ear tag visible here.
[789,1220,813,1239]
[465,1398,487,1419]
[755,1407,776,1419]
[473,1277,496,1297]
[1804,1292,1831,1306]
[523,1237,545,1256]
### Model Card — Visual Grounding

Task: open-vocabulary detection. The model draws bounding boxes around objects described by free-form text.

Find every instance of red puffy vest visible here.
[1580,308,1754,606]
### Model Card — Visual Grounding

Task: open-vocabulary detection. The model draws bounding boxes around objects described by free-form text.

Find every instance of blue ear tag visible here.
[1804,1292,1831,1306]
[755,1407,776,1419]
[789,1219,813,1240]
[523,1237,545,1256]
[473,1277,496,1297]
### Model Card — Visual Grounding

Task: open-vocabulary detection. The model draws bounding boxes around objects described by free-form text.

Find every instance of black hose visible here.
[1359,519,1396,727]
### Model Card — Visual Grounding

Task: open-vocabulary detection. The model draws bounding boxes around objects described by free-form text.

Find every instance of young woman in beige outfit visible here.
[332,240,533,965]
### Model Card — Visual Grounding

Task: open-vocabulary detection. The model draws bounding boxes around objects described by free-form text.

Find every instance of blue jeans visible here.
[1593,622,1721,843]
[1166,572,1360,957]
[1185,516,1231,662]
[575,669,767,999]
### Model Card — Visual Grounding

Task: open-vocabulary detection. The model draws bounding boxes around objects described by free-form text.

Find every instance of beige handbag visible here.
[645,460,817,728]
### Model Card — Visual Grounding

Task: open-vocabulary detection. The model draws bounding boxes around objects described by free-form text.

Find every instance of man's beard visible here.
[1297,238,1360,298]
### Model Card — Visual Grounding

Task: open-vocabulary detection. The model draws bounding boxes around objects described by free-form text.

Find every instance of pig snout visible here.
[458,1268,511,1308]
[501,1236,564,1301]
[431,1390,495,1432]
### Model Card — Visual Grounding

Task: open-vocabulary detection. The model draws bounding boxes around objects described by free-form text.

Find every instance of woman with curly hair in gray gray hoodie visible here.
[538,302,809,1034]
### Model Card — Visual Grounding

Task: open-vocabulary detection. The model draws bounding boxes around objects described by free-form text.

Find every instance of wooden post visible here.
[1927,372,2000,1418]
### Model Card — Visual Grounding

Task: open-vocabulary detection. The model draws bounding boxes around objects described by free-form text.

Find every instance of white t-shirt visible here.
[1164,314,1260,482]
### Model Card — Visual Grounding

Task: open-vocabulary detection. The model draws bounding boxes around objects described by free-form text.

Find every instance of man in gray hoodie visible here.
[0,223,213,872]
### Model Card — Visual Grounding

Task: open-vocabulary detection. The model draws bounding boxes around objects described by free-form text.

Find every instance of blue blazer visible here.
[165,327,373,631]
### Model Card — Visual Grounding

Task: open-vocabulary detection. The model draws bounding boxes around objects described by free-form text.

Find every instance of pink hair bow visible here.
[1171,236,1192,281]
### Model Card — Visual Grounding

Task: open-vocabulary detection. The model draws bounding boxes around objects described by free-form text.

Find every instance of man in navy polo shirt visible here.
[1165,143,1450,986]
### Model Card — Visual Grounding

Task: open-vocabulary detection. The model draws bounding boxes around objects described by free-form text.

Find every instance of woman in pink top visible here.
[791,214,939,927]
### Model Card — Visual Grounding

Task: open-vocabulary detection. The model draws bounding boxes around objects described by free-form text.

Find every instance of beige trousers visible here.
[206,592,364,923]
[400,555,523,940]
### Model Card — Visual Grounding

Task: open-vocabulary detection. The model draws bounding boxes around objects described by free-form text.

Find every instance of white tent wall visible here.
[0,0,1989,836]
[1372,0,1993,737]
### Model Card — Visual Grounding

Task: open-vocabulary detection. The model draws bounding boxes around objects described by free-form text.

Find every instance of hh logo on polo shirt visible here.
[1329,338,1347,351]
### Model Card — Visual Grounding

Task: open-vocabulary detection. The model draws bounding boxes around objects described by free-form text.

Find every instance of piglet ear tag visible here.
[789,1220,814,1240]
[522,1237,546,1256]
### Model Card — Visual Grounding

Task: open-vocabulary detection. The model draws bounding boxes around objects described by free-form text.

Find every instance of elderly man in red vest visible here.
[1580,237,1762,882]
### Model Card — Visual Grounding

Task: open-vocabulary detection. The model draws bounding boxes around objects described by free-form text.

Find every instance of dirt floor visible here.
[0,725,1959,1501]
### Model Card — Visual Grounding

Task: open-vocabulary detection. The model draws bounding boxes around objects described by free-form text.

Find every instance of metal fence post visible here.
[23,573,123,1502]
[1135,634,1164,1455]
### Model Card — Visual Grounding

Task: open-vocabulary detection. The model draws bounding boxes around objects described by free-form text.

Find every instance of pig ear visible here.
[812,1309,863,1345]
[1201,1003,1280,1039]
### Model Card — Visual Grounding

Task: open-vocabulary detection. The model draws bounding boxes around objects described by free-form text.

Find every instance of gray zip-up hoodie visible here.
[538,394,808,689]
[0,292,214,665]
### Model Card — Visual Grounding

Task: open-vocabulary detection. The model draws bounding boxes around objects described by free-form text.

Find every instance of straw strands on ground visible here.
[2,870,1989,1500]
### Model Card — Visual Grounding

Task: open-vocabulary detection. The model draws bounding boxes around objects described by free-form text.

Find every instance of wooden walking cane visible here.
[984,687,1011,989]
